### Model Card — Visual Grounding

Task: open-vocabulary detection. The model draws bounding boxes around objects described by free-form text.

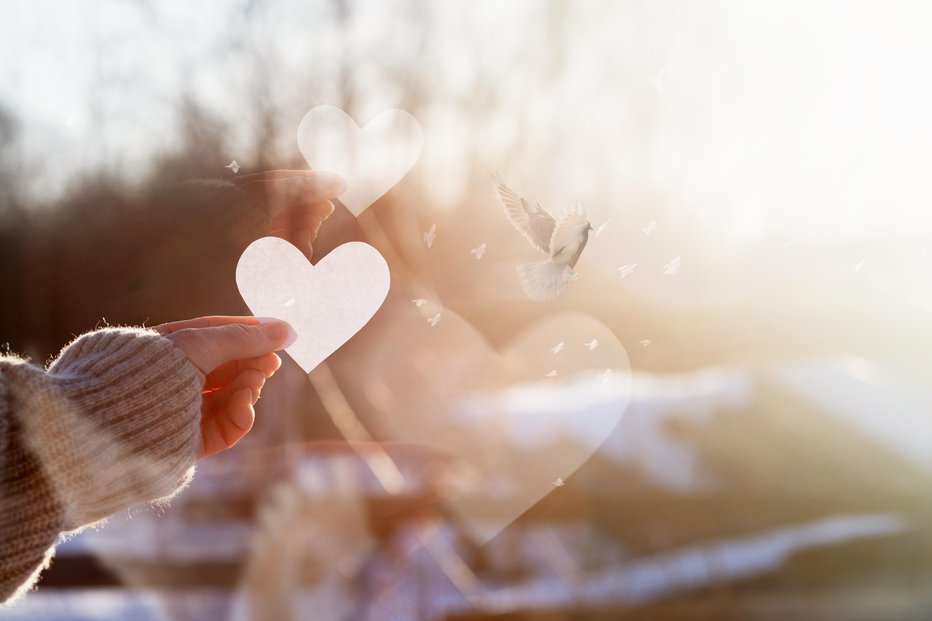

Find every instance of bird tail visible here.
[517,260,575,302]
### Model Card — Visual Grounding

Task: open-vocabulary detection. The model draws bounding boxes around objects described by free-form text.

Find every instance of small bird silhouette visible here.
[492,174,592,301]
[424,223,437,249]
[594,219,611,238]
[649,69,665,94]
[617,263,637,279]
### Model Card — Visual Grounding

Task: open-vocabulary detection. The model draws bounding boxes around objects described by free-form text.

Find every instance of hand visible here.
[155,315,295,460]
[231,169,346,260]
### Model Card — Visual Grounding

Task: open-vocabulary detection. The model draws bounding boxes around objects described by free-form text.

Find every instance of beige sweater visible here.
[0,327,204,604]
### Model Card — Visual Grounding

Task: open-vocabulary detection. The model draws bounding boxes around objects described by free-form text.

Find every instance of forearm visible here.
[0,328,204,604]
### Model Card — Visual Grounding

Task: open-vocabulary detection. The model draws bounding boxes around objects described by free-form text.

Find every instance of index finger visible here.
[153,315,260,335]
[237,173,346,217]
[229,170,317,186]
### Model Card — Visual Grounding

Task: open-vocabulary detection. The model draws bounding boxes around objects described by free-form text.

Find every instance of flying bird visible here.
[492,173,592,302]
[470,243,487,259]
[224,160,241,174]
[424,223,437,249]
[593,219,611,239]
[649,69,665,95]
[617,263,637,279]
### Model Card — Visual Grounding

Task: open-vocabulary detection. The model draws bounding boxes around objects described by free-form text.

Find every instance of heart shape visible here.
[296,105,423,216]
[236,237,390,373]
[329,306,631,544]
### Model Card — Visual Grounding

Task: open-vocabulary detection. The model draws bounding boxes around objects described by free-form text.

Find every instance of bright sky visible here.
[2,0,932,243]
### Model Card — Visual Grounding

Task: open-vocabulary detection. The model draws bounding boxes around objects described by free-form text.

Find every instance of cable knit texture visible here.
[0,327,204,604]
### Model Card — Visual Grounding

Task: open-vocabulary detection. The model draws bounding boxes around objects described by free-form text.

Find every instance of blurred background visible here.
[2,0,932,619]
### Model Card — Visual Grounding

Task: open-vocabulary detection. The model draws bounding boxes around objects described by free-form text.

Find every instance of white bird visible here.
[545,369,559,378]
[584,339,599,351]
[411,299,427,307]
[550,341,565,354]
[225,160,241,174]
[470,243,487,259]
[594,219,611,239]
[492,174,592,302]
[649,69,665,94]
[664,255,681,275]
[617,263,637,279]
[424,223,437,249]
[427,313,442,327]
[640,339,652,347]
[642,220,657,236]
[552,478,565,487]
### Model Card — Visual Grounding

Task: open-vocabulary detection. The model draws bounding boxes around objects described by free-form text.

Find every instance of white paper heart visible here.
[296,105,423,216]
[236,237,390,373]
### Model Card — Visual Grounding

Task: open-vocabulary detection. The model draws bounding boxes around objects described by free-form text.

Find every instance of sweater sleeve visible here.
[0,327,204,604]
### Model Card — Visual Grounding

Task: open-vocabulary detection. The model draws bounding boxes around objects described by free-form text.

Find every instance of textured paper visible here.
[236,237,390,373]
[296,105,423,216]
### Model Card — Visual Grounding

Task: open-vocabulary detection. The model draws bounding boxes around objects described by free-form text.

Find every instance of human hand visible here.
[231,169,345,260]
[155,315,296,460]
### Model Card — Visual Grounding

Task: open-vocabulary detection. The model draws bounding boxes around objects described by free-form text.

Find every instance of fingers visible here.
[284,200,334,258]
[209,367,268,406]
[204,352,281,390]
[167,320,295,375]
[199,387,255,460]
[228,170,318,186]
[238,172,346,218]
[154,315,261,336]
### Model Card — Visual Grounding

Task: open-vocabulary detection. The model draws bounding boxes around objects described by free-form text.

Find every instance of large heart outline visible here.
[328,305,632,544]
[236,237,390,373]
[296,105,423,216]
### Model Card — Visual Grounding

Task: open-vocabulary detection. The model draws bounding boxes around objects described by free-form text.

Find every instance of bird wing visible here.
[548,201,589,259]
[492,173,554,255]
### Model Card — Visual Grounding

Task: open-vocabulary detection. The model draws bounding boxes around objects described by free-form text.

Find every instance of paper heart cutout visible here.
[236,237,390,373]
[330,306,631,544]
[296,105,423,216]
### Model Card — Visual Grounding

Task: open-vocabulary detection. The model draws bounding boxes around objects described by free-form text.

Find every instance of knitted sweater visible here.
[0,327,204,604]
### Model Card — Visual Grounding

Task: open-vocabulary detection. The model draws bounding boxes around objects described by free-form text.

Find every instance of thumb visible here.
[169,320,294,374]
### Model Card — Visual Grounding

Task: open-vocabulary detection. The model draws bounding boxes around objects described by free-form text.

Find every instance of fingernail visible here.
[317,170,347,196]
[257,319,297,348]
